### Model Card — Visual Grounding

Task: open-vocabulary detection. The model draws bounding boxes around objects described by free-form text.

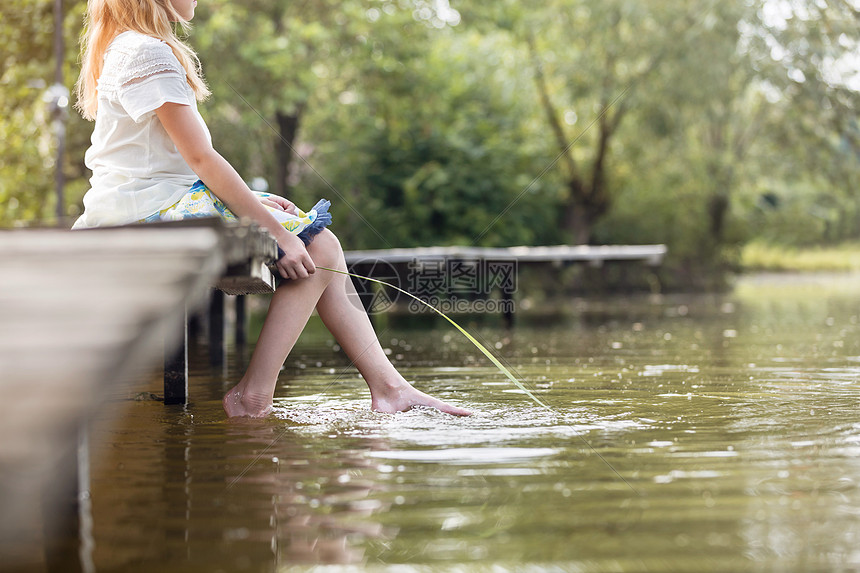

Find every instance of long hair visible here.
[75,0,210,120]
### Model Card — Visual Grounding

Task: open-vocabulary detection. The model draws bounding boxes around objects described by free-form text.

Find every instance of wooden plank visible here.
[122,218,279,293]
[0,227,225,554]
[344,244,667,266]
[209,290,225,368]
[217,256,276,295]
[164,310,189,405]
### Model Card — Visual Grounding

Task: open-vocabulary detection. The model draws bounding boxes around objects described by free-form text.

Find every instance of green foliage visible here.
[735,0,860,246]
[2,0,858,289]
[0,0,89,226]
[742,241,860,272]
[302,26,560,248]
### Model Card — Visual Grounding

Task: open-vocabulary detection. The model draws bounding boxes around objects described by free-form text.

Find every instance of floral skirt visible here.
[142,180,332,245]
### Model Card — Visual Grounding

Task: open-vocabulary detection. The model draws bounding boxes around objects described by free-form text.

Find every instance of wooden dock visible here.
[344,244,667,266]
[344,243,667,323]
[0,219,277,569]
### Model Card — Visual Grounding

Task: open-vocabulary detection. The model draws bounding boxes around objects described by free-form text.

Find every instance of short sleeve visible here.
[115,42,191,123]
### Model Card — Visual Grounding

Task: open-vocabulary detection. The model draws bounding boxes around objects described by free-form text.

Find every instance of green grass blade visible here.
[318,266,549,410]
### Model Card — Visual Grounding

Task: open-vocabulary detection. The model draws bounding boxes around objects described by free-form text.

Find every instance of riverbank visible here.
[741,241,860,272]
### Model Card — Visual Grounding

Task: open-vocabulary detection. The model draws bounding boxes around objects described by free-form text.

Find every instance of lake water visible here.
[83,273,860,572]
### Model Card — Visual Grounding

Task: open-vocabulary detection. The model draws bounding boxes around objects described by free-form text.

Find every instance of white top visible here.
[73,31,211,228]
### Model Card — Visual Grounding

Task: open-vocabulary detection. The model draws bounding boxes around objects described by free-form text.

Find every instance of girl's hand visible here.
[260,195,297,215]
[275,232,315,280]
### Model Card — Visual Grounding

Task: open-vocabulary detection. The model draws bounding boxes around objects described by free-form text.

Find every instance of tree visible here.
[461,0,732,245]
[193,0,371,198]
[746,0,860,243]
[357,32,558,248]
[0,0,89,226]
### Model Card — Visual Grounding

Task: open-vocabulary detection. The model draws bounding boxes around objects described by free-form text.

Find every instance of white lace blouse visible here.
[73,31,211,228]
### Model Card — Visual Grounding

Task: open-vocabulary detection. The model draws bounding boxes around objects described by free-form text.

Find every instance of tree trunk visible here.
[561,172,612,245]
[707,192,729,244]
[563,200,592,245]
[274,107,303,197]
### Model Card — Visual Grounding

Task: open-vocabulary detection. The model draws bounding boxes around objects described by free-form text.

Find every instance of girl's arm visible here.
[155,102,314,280]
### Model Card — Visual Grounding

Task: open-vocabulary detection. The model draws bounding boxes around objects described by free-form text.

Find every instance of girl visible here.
[73,0,470,417]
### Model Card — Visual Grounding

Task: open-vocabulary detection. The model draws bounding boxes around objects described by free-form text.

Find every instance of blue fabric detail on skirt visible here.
[297,199,332,245]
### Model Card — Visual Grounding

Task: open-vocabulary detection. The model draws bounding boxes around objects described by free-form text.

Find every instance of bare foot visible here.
[223,385,274,418]
[370,382,471,416]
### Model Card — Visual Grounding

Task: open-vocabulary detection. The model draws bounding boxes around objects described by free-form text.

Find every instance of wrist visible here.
[275,230,300,249]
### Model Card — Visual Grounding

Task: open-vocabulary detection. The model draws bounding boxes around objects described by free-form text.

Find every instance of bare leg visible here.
[223,230,470,417]
[314,239,471,416]
[222,249,335,417]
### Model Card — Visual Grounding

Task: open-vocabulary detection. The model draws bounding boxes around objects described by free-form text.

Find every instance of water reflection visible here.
[82,273,860,571]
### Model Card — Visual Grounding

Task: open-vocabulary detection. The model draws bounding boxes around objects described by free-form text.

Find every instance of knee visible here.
[307,229,342,269]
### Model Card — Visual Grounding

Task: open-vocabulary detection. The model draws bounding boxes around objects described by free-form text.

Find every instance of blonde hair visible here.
[75,0,210,120]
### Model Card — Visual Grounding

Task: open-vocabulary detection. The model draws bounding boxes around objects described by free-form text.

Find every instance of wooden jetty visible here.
[344,244,667,267]
[0,219,277,570]
[345,243,667,323]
